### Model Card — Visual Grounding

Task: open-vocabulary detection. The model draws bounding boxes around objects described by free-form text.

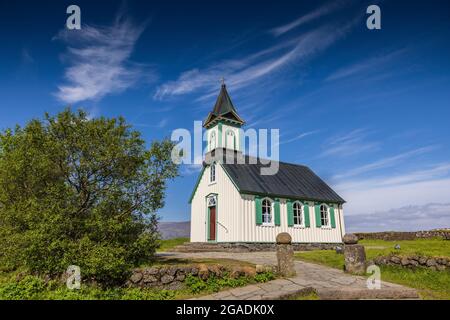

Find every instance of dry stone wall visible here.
[373,255,450,271]
[355,230,450,241]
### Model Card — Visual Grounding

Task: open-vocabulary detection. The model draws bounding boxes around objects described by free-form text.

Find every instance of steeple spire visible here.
[203,83,245,128]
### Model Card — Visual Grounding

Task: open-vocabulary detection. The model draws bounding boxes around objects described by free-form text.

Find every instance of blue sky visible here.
[1,0,450,231]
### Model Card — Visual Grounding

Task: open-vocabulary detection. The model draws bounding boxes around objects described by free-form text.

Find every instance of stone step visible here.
[317,287,420,300]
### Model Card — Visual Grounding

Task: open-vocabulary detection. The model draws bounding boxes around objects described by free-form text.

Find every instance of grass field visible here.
[295,238,450,300]
[157,237,189,252]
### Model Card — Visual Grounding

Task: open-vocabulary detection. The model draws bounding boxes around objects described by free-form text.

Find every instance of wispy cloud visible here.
[345,202,450,232]
[279,130,320,145]
[326,49,406,82]
[335,162,450,217]
[320,128,379,158]
[334,146,437,179]
[54,12,151,104]
[154,22,354,101]
[269,0,349,37]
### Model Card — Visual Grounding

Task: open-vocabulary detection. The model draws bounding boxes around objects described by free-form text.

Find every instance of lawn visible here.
[157,237,189,252]
[295,238,450,300]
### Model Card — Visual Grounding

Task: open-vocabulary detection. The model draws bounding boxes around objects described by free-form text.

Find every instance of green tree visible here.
[0,109,178,282]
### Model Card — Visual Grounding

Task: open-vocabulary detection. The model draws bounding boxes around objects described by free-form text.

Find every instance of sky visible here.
[0,0,449,231]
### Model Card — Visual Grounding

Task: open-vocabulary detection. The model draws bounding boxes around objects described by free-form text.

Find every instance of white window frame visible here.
[320,203,331,229]
[261,197,274,227]
[209,163,216,184]
[226,130,235,149]
[293,201,305,228]
[209,131,216,151]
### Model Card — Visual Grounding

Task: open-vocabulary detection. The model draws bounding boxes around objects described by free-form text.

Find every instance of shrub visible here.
[0,109,178,282]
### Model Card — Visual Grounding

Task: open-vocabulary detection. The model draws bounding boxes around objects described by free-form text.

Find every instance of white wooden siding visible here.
[190,164,345,243]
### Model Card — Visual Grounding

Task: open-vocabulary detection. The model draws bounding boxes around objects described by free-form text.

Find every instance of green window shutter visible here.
[304,203,310,228]
[255,196,262,225]
[274,199,281,226]
[315,204,322,227]
[330,205,336,228]
[287,200,294,227]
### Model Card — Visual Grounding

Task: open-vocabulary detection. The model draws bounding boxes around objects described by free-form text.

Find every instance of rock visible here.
[276,241,296,277]
[198,264,209,280]
[335,245,344,254]
[160,274,174,284]
[276,232,292,244]
[394,244,401,250]
[176,273,186,281]
[130,272,143,284]
[344,244,366,275]
[230,267,244,279]
[158,267,168,276]
[240,266,256,277]
[208,265,223,277]
[390,256,401,264]
[165,281,185,290]
[409,260,419,267]
[256,264,274,274]
[400,257,410,266]
[418,257,427,265]
[436,265,446,271]
[343,234,358,245]
[143,275,158,283]
[255,264,265,273]
[166,267,178,276]
[190,267,199,276]
[426,258,437,267]
[146,267,159,275]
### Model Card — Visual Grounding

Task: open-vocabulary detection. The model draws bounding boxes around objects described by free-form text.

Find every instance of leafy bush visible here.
[254,272,275,283]
[0,276,46,300]
[0,275,177,300]
[0,109,178,282]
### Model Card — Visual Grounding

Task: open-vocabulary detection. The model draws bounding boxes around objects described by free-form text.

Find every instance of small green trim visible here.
[218,122,222,148]
[330,205,336,228]
[315,204,322,228]
[287,199,294,227]
[304,203,311,228]
[274,198,281,226]
[255,196,262,225]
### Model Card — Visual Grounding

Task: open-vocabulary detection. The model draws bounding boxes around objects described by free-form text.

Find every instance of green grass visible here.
[295,238,450,300]
[360,238,450,258]
[157,237,189,252]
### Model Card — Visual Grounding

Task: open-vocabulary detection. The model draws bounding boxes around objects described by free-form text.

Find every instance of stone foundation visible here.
[173,242,340,253]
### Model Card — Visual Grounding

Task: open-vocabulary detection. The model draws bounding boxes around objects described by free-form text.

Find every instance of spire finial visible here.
[220,76,225,86]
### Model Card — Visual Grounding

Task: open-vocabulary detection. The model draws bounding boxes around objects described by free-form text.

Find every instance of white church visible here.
[189,84,346,244]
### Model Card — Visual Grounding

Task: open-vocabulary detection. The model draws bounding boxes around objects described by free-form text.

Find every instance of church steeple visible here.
[204,83,244,153]
[203,83,245,129]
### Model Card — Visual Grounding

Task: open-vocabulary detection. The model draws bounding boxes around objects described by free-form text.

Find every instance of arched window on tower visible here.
[210,131,216,151]
[226,130,235,149]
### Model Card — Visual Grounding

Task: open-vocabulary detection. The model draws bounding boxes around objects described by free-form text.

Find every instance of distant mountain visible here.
[158,221,190,239]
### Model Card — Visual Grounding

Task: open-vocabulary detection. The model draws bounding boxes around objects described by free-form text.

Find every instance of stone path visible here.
[158,251,419,300]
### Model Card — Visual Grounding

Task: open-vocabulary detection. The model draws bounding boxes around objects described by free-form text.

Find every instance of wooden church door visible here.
[209,206,216,241]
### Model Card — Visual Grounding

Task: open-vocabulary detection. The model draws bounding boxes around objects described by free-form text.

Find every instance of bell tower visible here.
[203,82,245,154]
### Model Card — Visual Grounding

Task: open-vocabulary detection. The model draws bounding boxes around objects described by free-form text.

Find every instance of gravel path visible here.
[159,251,419,300]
